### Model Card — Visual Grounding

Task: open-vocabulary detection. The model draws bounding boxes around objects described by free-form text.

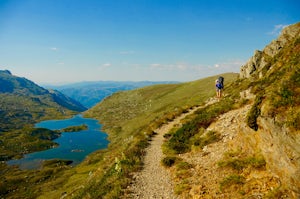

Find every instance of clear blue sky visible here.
[0,0,299,84]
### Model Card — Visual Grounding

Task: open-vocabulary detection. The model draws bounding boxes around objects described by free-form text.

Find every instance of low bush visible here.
[218,155,266,171]
[193,131,221,148]
[161,156,178,167]
[220,174,245,191]
[165,99,235,154]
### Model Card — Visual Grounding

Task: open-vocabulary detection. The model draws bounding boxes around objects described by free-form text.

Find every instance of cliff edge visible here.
[239,22,300,198]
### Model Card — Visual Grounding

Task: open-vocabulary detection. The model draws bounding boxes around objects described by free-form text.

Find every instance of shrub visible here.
[218,155,266,171]
[166,100,235,154]
[220,174,245,191]
[193,131,221,148]
[161,156,178,167]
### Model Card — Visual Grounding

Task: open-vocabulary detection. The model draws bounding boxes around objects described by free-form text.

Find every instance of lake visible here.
[7,115,109,169]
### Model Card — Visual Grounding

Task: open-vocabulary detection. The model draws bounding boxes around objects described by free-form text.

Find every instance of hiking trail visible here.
[125,98,218,199]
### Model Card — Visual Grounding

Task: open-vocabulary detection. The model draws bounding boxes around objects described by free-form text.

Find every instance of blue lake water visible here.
[7,115,109,169]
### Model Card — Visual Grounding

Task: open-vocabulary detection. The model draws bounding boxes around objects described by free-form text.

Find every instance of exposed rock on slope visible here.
[240,22,300,79]
[239,22,300,197]
[181,104,281,198]
[167,22,299,199]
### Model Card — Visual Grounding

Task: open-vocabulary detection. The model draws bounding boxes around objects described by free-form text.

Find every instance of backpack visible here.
[217,76,224,89]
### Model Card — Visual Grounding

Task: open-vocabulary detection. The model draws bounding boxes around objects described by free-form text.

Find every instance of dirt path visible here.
[126,105,205,199]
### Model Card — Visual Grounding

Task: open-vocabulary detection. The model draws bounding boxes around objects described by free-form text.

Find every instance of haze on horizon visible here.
[0,0,299,84]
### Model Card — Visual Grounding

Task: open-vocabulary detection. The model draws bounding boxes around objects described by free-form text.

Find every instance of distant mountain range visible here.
[0,70,86,131]
[45,81,178,108]
[1,22,300,199]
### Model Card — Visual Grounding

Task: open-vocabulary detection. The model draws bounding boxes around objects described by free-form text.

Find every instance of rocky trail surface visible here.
[125,104,206,199]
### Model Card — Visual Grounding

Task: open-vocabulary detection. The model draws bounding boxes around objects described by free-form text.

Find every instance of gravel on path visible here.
[126,106,202,199]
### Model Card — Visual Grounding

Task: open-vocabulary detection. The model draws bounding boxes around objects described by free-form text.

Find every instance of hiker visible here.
[215,76,224,99]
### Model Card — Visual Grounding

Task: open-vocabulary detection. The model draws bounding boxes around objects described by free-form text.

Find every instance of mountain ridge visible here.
[45,80,179,108]
[0,69,86,131]
[0,70,87,163]
[73,22,299,198]
[1,22,299,199]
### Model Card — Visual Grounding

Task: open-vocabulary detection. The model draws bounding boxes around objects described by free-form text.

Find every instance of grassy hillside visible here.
[0,73,237,199]
[33,73,238,198]
[0,71,89,198]
[84,73,238,157]
[3,23,299,199]
[0,70,88,161]
[50,81,178,108]
[0,70,86,132]
[47,23,300,199]
[160,23,300,198]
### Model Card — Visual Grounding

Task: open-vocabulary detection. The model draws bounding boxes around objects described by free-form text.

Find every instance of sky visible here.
[0,0,299,84]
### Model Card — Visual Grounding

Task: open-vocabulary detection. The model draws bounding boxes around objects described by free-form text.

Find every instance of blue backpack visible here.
[217,76,224,89]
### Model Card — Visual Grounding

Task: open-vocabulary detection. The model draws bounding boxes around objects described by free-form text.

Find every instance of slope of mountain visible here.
[46,81,178,108]
[46,23,299,199]
[33,73,238,199]
[1,72,239,199]
[0,70,86,131]
[2,22,299,199]
[161,22,300,198]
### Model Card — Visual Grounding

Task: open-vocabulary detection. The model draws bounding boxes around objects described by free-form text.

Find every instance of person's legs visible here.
[216,88,221,98]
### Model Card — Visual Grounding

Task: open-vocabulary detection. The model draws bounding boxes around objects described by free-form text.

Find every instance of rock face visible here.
[257,117,300,196]
[240,23,300,79]
[239,22,300,198]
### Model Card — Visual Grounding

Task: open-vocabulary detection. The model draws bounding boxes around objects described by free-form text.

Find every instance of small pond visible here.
[7,115,109,169]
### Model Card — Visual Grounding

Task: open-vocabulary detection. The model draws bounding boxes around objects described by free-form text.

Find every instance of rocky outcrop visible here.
[238,22,300,198]
[240,22,300,78]
[239,50,266,78]
[257,117,300,197]
[235,115,300,198]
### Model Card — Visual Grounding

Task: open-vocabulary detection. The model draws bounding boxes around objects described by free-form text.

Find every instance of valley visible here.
[0,22,299,199]
[7,115,108,170]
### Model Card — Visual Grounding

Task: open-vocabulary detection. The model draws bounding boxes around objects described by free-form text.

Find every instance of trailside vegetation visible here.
[32,73,237,199]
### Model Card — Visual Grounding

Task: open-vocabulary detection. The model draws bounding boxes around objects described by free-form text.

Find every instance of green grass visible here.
[0,94,77,132]
[59,124,88,132]
[218,150,266,171]
[2,23,300,199]
[49,73,238,198]
[218,156,266,171]
[220,174,245,191]
[0,128,61,161]
[173,160,193,195]
[247,27,300,130]
[0,160,73,199]
[193,131,221,149]
[64,23,300,198]
[164,97,236,154]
